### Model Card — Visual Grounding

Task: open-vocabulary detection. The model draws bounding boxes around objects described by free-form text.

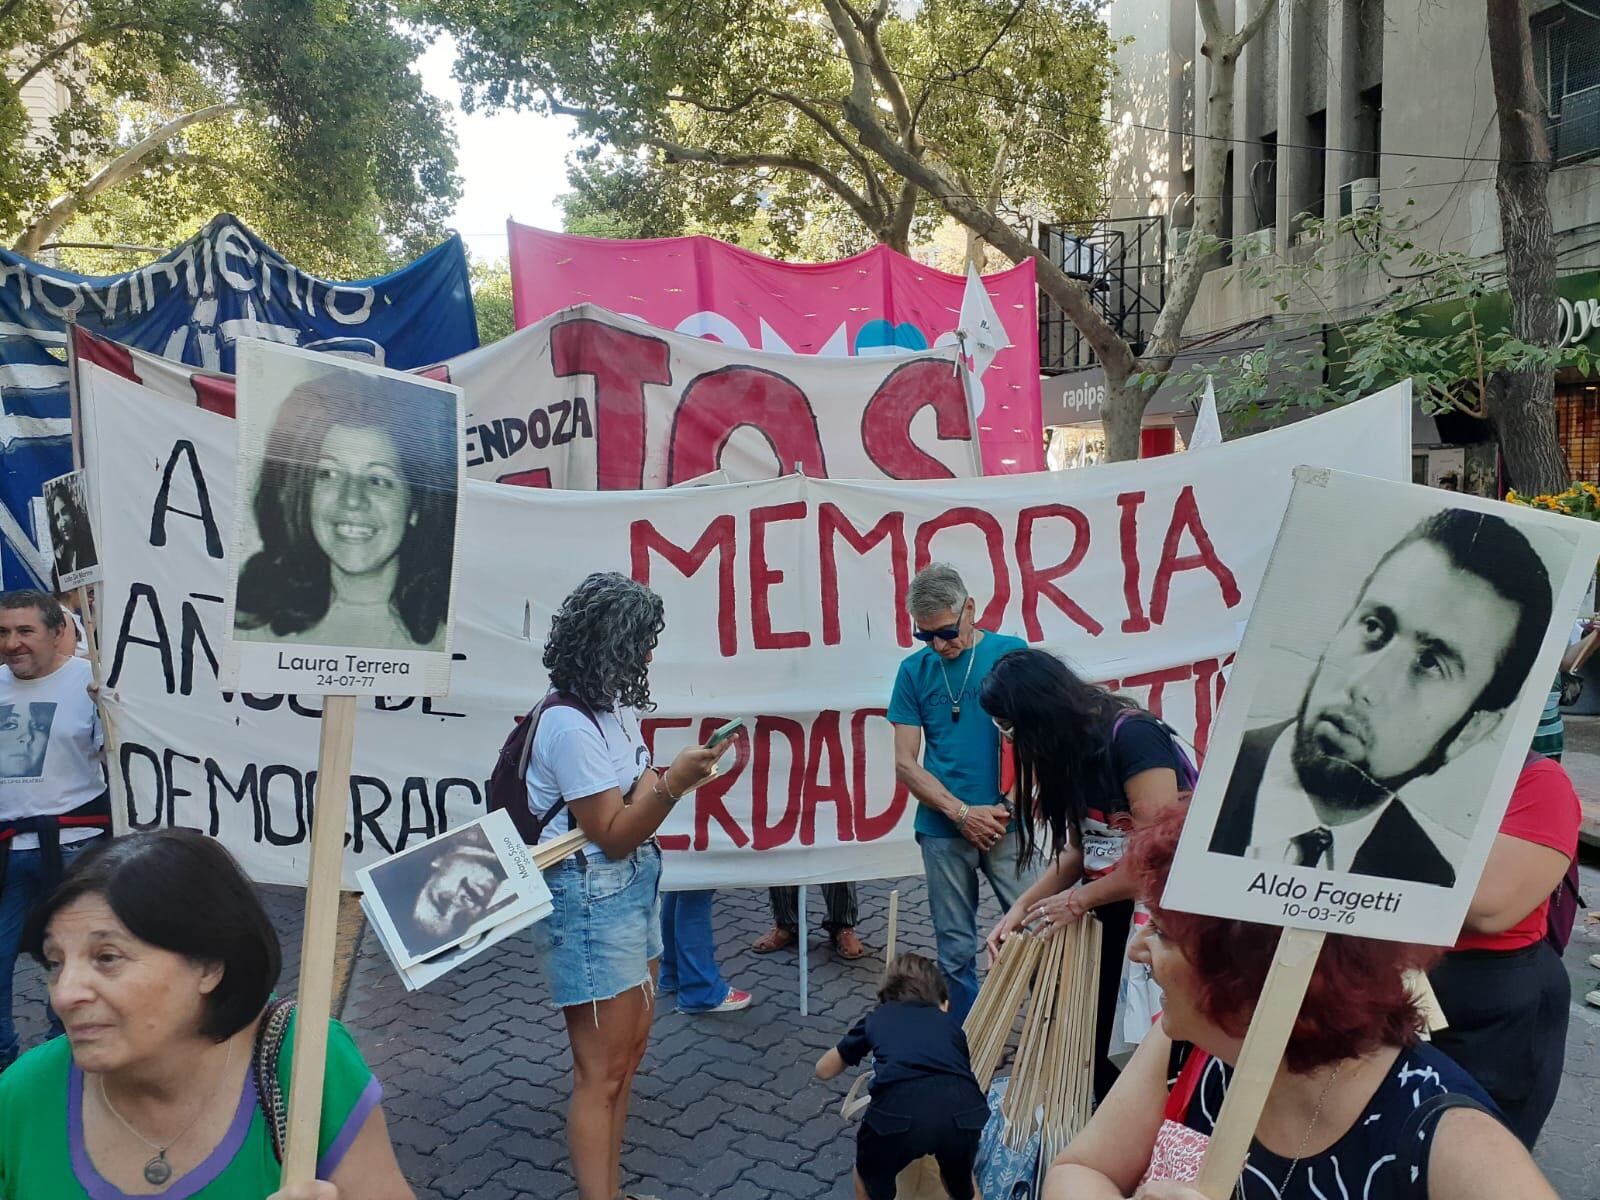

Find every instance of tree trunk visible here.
[1486,0,1569,494]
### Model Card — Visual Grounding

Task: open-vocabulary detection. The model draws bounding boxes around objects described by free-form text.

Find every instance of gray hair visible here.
[0,590,64,633]
[907,563,969,621]
[543,572,665,712]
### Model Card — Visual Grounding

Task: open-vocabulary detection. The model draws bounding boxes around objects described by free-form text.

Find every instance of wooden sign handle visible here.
[280,695,358,1186]
[1193,927,1326,1200]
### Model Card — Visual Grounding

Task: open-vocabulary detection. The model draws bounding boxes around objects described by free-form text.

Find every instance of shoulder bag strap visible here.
[253,997,297,1163]
[526,693,605,840]
[1164,1045,1211,1123]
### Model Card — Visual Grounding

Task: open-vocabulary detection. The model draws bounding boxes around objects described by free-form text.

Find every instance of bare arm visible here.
[1426,1108,1560,1200]
[1044,1027,1172,1199]
[567,742,730,860]
[1461,833,1570,935]
[815,1047,847,1080]
[892,722,1007,846]
[327,1104,415,1200]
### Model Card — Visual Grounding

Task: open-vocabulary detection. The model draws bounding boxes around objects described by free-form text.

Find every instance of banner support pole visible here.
[797,884,809,1016]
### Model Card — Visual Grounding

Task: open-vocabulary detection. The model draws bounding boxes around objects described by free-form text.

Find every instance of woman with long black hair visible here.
[978,648,1192,1102]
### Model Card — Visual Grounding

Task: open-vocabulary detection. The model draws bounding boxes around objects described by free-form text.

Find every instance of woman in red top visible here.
[1426,753,1580,1148]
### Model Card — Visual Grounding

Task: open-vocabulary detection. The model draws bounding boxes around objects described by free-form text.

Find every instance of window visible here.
[1558,383,1600,482]
[1535,7,1600,164]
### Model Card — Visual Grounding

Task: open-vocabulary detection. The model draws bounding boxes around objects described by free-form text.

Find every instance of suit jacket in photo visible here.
[1208,721,1456,888]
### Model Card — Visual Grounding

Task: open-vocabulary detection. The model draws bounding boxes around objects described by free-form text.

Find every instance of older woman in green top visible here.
[0,829,410,1200]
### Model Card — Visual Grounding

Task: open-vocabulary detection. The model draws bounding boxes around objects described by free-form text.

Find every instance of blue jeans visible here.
[918,830,1040,1024]
[1,838,98,1065]
[659,890,730,1012]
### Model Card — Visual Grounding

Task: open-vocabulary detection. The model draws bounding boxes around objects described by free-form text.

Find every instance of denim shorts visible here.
[530,840,663,1008]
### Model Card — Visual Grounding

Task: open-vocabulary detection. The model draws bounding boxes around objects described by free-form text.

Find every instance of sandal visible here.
[751,926,798,953]
[831,927,868,959]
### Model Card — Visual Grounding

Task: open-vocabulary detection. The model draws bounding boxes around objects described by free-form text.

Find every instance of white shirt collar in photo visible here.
[1244,726,1394,871]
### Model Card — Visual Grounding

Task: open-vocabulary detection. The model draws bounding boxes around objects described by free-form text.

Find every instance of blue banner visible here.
[0,213,477,588]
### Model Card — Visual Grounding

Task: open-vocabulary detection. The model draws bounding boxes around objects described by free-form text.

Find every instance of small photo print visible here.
[0,701,56,781]
[43,471,100,592]
[221,340,465,697]
[356,809,549,970]
[1163,467,1600,944]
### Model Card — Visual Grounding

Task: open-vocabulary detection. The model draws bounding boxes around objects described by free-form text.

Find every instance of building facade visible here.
[1044,0,1600,487]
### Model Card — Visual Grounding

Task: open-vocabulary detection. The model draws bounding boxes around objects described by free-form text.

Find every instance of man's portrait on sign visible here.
[1164,468,1600,943]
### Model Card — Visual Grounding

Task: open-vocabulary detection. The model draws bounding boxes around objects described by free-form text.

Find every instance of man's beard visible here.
[1289,696,1392,815]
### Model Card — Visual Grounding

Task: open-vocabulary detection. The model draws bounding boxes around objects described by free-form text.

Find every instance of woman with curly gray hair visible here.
[524,571,730,1200]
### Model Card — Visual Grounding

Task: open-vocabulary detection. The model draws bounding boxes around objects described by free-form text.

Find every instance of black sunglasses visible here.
[912,624,963,643]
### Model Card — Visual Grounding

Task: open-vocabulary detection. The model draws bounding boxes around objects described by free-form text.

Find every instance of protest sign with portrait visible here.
[356,809,551,984]
[43,470,100,591]
[1163,466,1600,944]
[220,340,465,697]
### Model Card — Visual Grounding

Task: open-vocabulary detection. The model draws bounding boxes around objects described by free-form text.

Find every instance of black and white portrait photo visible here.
[357,811,547,969]
[0,701,56,781]
[1164,467,1600,943]
[223,340,464,696]
[43,471,100,591]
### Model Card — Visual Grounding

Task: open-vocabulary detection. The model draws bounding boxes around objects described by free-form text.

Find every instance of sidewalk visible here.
[10,808,1600,1197]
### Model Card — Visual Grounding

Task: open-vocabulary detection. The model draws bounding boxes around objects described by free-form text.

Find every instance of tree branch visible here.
[12,103,237,256]
[820,0,1132,376]
[14,21,159,91]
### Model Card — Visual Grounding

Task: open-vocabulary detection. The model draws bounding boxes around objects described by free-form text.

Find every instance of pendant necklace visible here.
[99,1039,235,1187]
[1232,1062,1340,1199]
[939,643,978,721]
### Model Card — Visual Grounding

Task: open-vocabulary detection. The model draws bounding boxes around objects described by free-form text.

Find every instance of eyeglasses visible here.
[912,624,963,643]
[992,717,1015,741]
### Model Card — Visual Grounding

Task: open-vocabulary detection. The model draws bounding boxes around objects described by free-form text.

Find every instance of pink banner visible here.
[508,223,1042,474]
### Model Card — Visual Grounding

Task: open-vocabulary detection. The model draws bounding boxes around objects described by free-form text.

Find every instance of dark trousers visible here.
[1428,941,1569,1148]
[855,1077,988,1200]
[769,883,858,933]
[1091,900,1134,1105]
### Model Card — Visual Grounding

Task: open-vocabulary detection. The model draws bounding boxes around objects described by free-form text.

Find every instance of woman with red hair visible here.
[1044,810,1558,1200]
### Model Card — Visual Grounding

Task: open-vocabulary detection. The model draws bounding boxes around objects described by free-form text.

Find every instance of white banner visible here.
[79,302,982,490]
[82,364,1410,889]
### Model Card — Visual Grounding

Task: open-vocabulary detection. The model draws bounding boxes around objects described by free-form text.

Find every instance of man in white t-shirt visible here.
[0,591,108,1068]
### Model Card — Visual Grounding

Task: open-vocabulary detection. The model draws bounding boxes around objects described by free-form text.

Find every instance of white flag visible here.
[957,261,1010,381]
[1189,375,1224,450]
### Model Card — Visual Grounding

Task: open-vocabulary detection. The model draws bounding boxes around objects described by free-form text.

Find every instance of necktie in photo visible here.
[1288,826,1334,867]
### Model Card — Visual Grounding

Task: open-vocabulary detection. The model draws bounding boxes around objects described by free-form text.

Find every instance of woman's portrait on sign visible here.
[43,471,99,590]
[232,353,460,655]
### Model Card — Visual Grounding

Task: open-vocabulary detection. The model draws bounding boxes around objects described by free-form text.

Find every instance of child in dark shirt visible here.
[816,954,990,1200]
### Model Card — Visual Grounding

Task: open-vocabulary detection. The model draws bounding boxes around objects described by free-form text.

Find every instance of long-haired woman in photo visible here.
[521,572,731,1200]
[234,370,456,653]
[978,648,1194,1101]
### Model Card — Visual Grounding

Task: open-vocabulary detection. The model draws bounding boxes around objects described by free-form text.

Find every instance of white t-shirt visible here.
[0,656,105,849]
[523,702,652,858]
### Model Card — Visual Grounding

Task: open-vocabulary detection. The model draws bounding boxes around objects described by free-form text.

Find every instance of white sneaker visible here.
[1588,989,1600,1010]
[1588,953,1600,970]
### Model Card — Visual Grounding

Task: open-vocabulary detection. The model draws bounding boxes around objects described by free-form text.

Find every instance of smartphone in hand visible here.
[705,718,746,749]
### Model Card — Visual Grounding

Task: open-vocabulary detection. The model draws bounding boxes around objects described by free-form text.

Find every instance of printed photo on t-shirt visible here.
[0,701,55,781]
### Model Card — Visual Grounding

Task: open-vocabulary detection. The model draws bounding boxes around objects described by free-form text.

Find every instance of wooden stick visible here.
[280,695,358,1186]
[797,884,809,1017]
[1193,928,1325,1200]
[883,888,899,979]
[531,827,588,870]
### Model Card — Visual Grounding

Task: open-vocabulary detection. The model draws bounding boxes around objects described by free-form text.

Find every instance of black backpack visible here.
[487,692,599,845]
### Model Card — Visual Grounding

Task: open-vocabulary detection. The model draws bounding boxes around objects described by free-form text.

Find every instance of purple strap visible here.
[1111,709,1199,790]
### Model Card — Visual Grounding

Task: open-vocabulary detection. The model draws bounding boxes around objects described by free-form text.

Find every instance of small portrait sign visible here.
[221,340,465,696]
[43,470,101,591]
[356,810,552,989]
[1163,466,1600,943]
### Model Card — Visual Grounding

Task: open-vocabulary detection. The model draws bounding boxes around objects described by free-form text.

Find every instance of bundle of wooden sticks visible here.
[962,920,1103,1178]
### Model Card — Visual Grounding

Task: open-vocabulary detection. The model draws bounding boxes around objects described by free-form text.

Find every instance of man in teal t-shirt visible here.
[888,563,1041,1021]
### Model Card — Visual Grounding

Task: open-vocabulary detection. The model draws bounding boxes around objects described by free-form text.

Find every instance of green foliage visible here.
[1161,203,1587,425]
[415,0,1114,254]
[469,257,514,345]
[2,1,460,270]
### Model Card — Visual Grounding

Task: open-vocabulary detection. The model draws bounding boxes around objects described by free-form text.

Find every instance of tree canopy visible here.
[2,0,460,275]
[418,0,1114,255]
